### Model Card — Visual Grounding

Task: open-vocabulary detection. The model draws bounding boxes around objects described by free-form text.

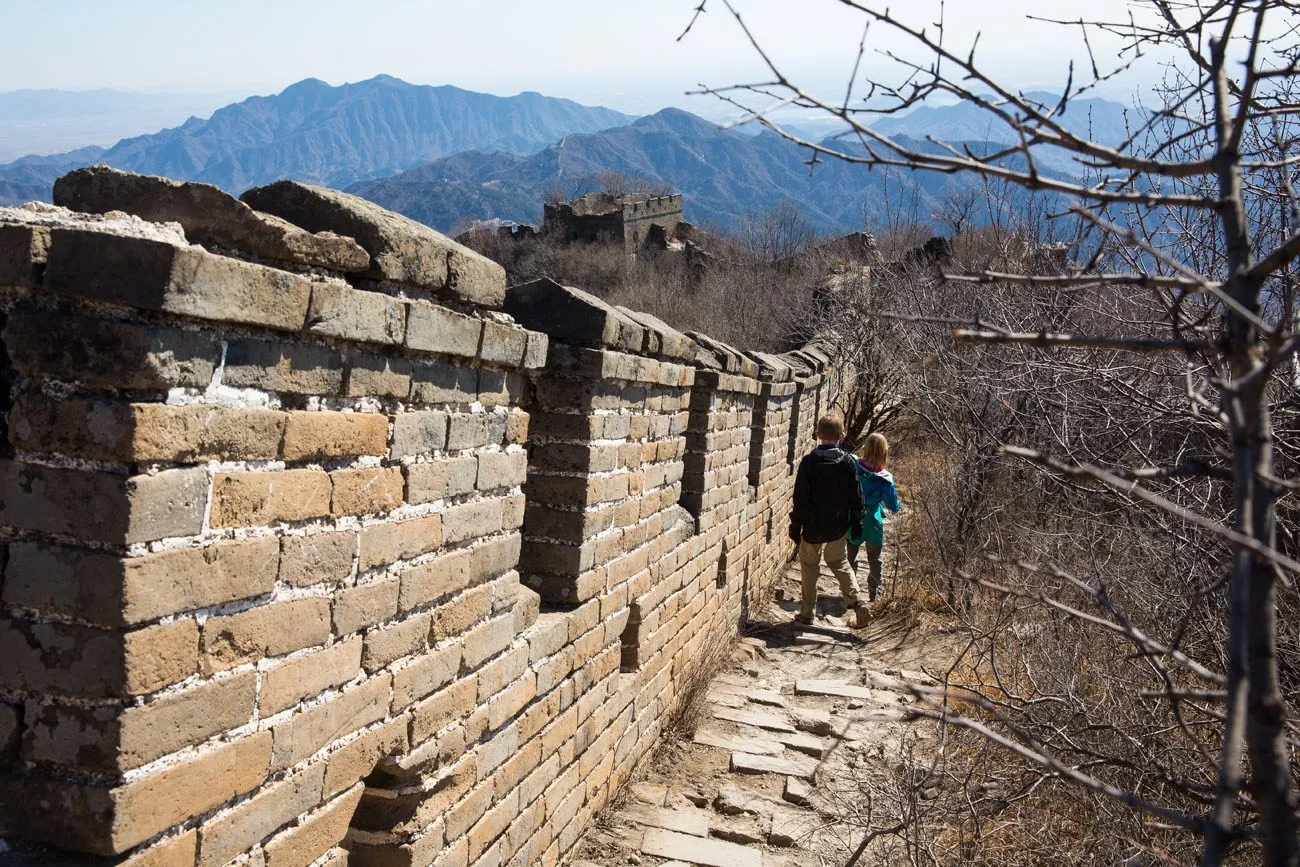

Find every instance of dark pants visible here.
[847,542,883,601]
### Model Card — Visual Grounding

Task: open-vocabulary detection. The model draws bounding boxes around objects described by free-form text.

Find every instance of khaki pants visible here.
[798,536,862,617]
[848,542,884,601]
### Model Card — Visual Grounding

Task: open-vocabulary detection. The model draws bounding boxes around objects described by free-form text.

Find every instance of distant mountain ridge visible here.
[349,107,1073,234]
[0,76,633,204]
[869,90,1135,147]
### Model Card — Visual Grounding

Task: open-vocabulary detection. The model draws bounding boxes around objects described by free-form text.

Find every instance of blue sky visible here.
[1,0,1153,115]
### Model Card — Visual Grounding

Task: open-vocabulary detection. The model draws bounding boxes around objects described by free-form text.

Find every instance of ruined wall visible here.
[0,167,829,867]
[540,194,683,256]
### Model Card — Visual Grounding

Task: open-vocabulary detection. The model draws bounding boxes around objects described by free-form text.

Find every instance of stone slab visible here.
[640,828,762,867]
[783,777,811,807]
[692,729,784,757]
[745,690,787,708]
[794,680,874,700]
[789,707,834,736]
[733,724,829,758]
[729,751,818,781]
[504,277,644,352]
[710,706,795,733]
[622,803,709,837]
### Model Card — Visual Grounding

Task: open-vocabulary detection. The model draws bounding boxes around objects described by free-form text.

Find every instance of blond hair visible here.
[861,432,889,467]
[815,413,845,441]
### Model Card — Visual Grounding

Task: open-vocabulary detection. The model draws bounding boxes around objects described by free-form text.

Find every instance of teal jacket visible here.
[848,461,900,547]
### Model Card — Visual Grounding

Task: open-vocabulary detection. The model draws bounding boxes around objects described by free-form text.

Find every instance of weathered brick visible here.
[279,531,357,587]
[44,228,311,331]
[307,281,406,344]
[359,514,443,571]
[442,498,503,545]
[22,670,256,773]
[461,615,516,670]
[260,639,362,715]
[202,597,331,671]
[0,461,206,544]
[409,675,478,744]
[282,410,389,461]
[223,339,344,395]
[120,536,279,622]
[476,368,524,408]
[446,413,492,451]
[362,612,430,672]
[4,311,219,392]
[332,576,400,636]
[391,410,449,459]
[406,303,483,358]
[123,620,201,694]
[197,762,325,867]
[476,451,527,492]
[2,542,124,625]
[130,403,286,463]
[398,549,471,610]
[264,782,365,867]
[410,359,478,404]
[212,469,330,528]
[478,321,527,366]
[468,788,519,861]
[504,410,529,445]
[392,643,462,708]
[113,731,273,853]
[119,829,197,867]
[470,533,521,584]
[330,467,404,517]
[406,457,478,504]
[432,584,493,641]
[270,674,391,771]
[0,223,48,287]
[346,352,412,398]
[322,715,409,798]
[488,673,537,731]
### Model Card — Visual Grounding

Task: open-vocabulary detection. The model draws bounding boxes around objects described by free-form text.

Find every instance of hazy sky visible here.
[1,0,1158,116]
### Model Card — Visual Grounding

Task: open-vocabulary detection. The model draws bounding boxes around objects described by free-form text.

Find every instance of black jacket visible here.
[790,444,865,544]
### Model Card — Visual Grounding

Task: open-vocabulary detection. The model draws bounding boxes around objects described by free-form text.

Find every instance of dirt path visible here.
[568,558,964,867]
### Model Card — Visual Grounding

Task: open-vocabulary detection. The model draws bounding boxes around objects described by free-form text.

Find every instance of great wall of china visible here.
[0,166,831,867]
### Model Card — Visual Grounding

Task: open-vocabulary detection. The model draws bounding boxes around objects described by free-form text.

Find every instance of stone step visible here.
[794,679,875,700]
[710,705,795,733]
[745,689,788,708]
[622,803,710,837]
[733,723,830,757]
[694,728,785,756]
[641,827,763,867]
[730,750,819,780]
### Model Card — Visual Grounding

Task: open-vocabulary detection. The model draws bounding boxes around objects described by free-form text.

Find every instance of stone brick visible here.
[461,615,516,670]
[406,303,484,358]
[330,467,405,516]
[120,536,280,622]
[0,222,48,287]
[123,620,201,694]
[468,788,519,861]
[282,410,389,461]
[476,451,527,492]
[410,675,478,744]
[479,321,527,366]
[53,165,370,272]
[0,461,206,544]
[279,531,357,587]
[332,576,400,636]
[391,411,449,459]
[264,782,365,867]
[432,584,493,641]
[260,639,363,716]
[504,278,644,352]
[44,228,312,331]
[442,498,503,545]
[398,549,471,610]
[202,597,331,672]
[22,670,255,773]
[504,410,529,445]
[307,281,406,344]
[446,413,491,451]
[223,339,344,395]
[523,331,548,369]
[211,469,332,527]
[347,352,412,398]
[113,731,273,853]
[359,514,443,571]
[410,359,479,404]
[392,643,462,708]
[362,612,430,672]
[470,534,522,584]
[197,762,326,867]
[3,311,218,391]
[2,542,125,625]
[270,674,391,771]
[476,368,524,408]
[446,781,494,843]
[488,673,537,731]
[322,714,409,798]
[241,181,505,307]
[119,829,197,867]
[406,457,479,504]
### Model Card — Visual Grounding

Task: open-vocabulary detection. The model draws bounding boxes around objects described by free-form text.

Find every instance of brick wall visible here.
[0,168,830,867]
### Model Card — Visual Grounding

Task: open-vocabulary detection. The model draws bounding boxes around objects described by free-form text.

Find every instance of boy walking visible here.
[789,414,869,628]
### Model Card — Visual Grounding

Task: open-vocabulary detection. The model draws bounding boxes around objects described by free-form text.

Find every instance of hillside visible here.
[0,76,633,204]
[870,90,1135,146]
[349,108,1070,233]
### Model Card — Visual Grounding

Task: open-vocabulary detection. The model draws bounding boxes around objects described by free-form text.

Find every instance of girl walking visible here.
[848,433,900,602]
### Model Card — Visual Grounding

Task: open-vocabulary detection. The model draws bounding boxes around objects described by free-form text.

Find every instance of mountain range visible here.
[0,76,631,201]
[0,76,1116,233]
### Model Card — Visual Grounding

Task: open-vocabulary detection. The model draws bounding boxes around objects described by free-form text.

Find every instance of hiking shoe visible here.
[852,605,871,629]
[794,613,814,627]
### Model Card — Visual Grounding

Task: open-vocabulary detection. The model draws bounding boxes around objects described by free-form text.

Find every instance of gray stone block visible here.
[240,181,505,306]
[53,166,370,272]
[0,223,49,288]
[504,278,644,353]
[306,282,405,345]
[405,302,483,359]
[223,339,343,395]
[616,307,698,361]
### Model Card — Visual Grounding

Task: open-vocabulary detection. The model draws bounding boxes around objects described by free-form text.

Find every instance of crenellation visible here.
[0,169,831,867]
